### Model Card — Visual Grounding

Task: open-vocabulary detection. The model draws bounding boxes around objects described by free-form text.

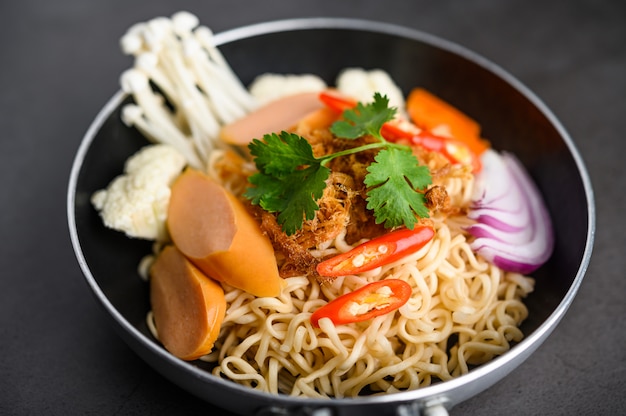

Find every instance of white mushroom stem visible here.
[120,23,147,55]
[120,70,203,169]
[168,47,222,160]
[161,37,219,123]
[121,104,203,169]
[194,26,234,75]
[134,52,179,108]
[183,38,247,124]
[120,69,177,129]
[194,26,258,112]
[161,11,223,159]
[120,69,187,143]
[171,11,199,38]
[116,11,258,169]
[143,17,172,52]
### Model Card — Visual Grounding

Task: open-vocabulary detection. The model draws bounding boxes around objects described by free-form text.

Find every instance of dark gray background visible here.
[1,0,624,415]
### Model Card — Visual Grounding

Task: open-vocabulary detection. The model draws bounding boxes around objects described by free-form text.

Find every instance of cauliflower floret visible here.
[248,73,327,105]
[91,144,186,241]
[336,68,406,117]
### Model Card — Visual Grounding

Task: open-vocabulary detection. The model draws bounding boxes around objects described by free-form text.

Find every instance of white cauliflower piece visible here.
[91,144,186,241]
[248,73,327,105]
[336,68,406,117]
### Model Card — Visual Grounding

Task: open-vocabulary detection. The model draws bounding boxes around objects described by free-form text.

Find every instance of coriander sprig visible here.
[244,93,432,235]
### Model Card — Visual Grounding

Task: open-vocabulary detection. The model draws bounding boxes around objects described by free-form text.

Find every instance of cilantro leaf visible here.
[245,132,331,235]
[275,165,330,235]
[331,93,396,140]
[248,132,318,175]
[244,172,285,209]
[245,165,330,235]
[364,147,432,229]
[245,92,433,235]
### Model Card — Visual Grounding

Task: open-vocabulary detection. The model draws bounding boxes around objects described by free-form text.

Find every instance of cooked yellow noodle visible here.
[145,120,534,398]
[193,204,534,397]
[122,24,534,396]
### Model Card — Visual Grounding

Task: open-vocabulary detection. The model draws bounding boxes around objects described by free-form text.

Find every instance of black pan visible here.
[67,18,595,416]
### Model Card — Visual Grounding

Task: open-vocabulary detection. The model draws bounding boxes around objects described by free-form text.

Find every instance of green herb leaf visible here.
[275,165,331,235]
[245,131,331,235]
[245,93,432,235]
[364,147,432,229]
[244,171,285,209]
[248,132,318,175]
[330,93,396,140]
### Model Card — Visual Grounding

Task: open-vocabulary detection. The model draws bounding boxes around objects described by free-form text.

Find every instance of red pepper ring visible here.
[319,91,481,173]
[382,122,482,173]
[316,226,435,277]
[380,120,420,141]
[310,279,412,327]
[318,90,358,113]
[415,132,482,173]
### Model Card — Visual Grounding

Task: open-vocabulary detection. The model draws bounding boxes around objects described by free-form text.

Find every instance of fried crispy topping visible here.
[219,115,472,277]
[424,185,450,211]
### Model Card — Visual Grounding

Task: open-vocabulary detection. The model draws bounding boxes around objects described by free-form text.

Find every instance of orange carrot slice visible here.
[406,88,490,155]
[167,169,282,297]
[150,245,226,361]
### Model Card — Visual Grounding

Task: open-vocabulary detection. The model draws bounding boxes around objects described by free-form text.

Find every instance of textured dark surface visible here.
[1,1,624,415]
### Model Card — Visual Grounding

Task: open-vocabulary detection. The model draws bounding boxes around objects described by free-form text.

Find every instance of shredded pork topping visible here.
[214,113,471,278]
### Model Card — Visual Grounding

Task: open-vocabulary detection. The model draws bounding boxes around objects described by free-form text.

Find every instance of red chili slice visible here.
[318,90,358,114]
[380,120,421,141]
[310,279,412,327]
[382,121,482,172]
[316,226,435,277]
[320,91,481,172]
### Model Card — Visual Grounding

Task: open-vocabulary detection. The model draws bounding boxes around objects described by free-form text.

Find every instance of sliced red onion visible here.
[466,150,554,274]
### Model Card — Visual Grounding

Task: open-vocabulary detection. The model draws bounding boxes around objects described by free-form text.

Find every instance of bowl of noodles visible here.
[68,13,595,416]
